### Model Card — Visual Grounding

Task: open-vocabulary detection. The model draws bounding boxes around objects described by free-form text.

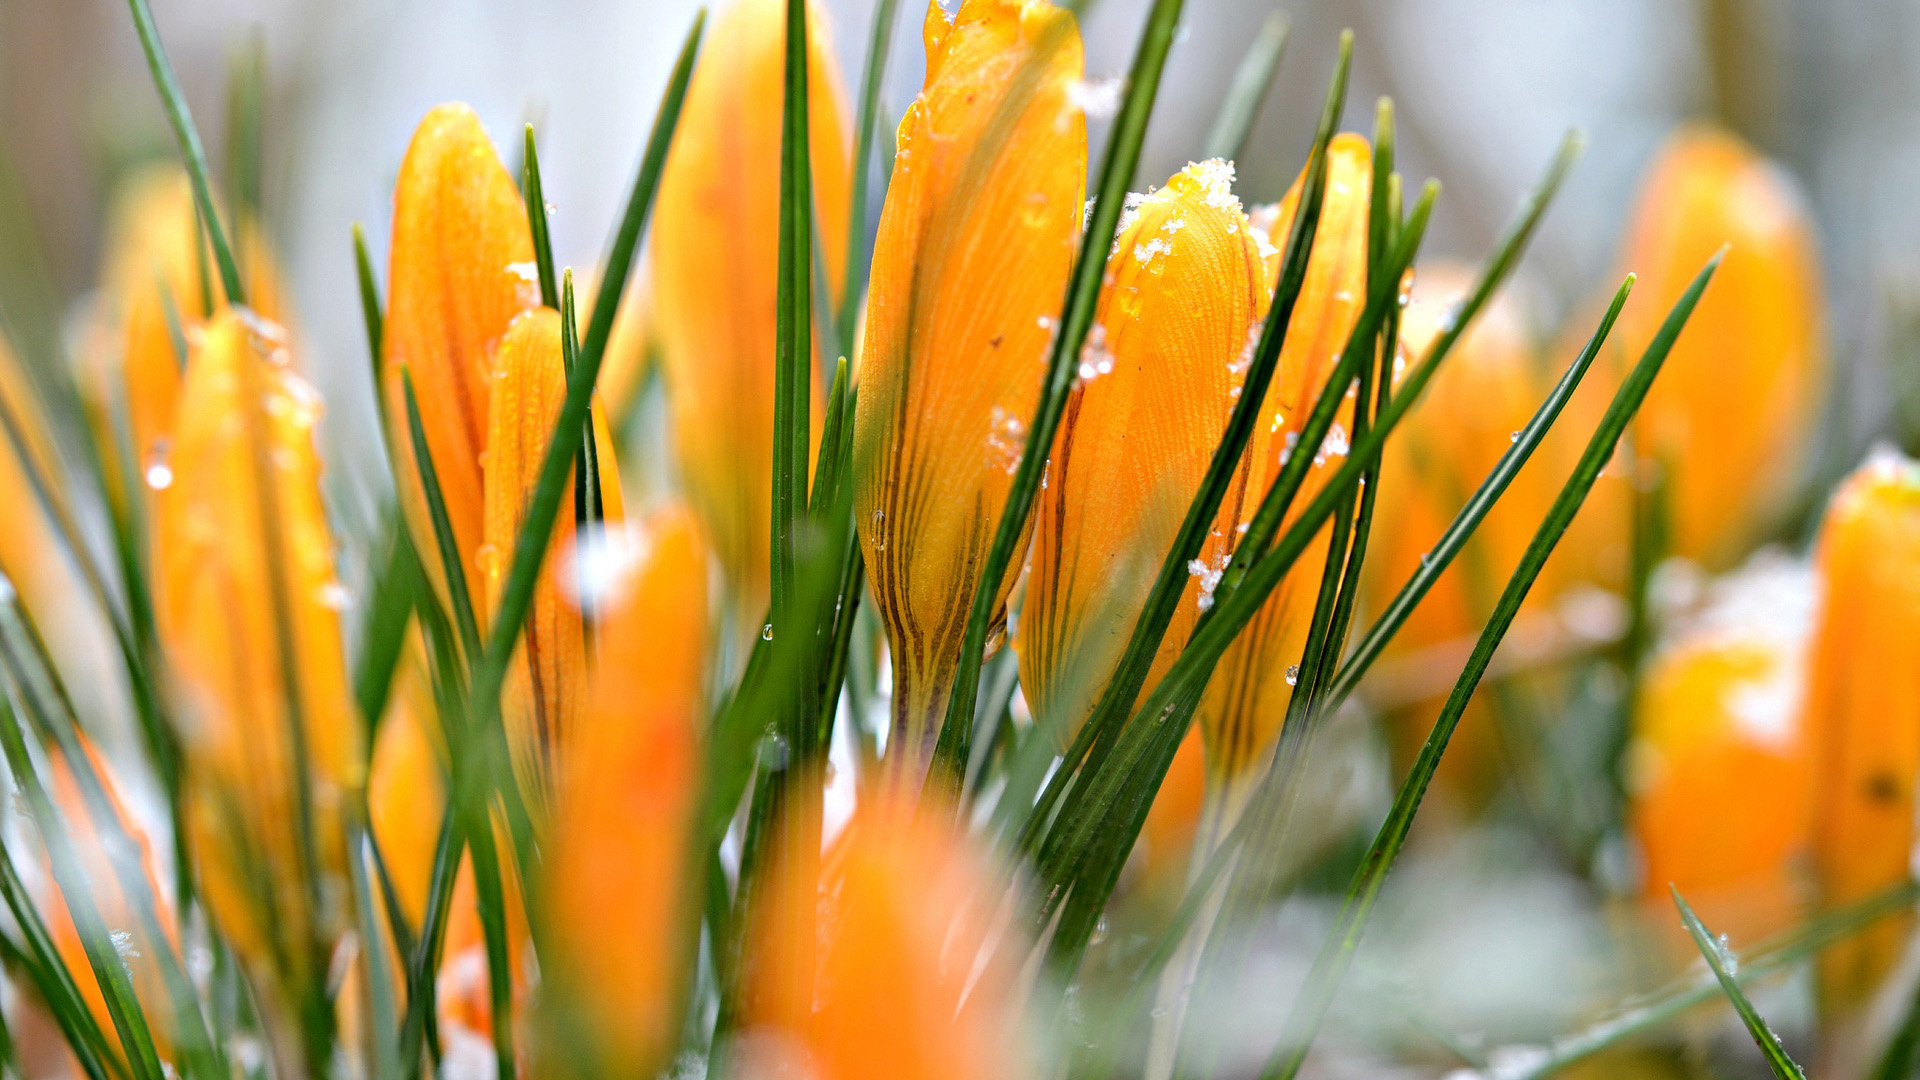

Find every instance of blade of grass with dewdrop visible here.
[1201,12,1288,163]
[926,0,1195,798]
[354,223,385,368]
[224,30,265,225]
[522,128,562,312]
[123,0,244,304]
[0,696,167,1080]
[1257,254,1721,1080]
[0,828,121,1080]
[1016,39,1352,859]
[1672,887,1809,1079]
[838,0,903,343]
[1030,181,1435,916]
[0,598,229,1080]
[770,0,814,629]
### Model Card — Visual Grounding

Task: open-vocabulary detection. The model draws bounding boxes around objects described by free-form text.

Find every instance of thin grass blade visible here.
[1201,12,1289,163]
[1672,887,1808,1079]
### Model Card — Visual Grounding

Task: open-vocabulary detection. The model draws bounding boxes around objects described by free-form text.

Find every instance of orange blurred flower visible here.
[383,103,538,610]
[542,506,709,1075]
[1194,134,1370,783]
[651,0,852,621]
[0,342,65,618]
[1628,557,1813,952]
[1017,160,1271,744]
[1804,449,1920,1014]
[744,792,1028,1080]
[853,0,1086,777]
[366,633,446,928]
[1614,126,1824,569]
[155,309,360,1003]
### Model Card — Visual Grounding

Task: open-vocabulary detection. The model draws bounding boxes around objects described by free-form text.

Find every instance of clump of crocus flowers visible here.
[1,0,1916,1077]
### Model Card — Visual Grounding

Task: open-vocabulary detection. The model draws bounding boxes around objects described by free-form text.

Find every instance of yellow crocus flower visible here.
[852,0,1086,778]
[1615,125,1824,569]
[1018,160,1270,742]
[157,309,360,1007]
[1804,449,1920,1015]
[651,0,852,622]
[383,104,538,610]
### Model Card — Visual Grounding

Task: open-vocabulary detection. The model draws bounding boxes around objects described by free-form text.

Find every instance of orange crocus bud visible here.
[480,307,624,820]
[743,792,1028,1080]
[651,0,852,621]
[1628,556,1813,954]
[156,309,361,1006]
[366,632,446,928]
[1804,449,1920,1015]
[852,0,1086,777]
[384,103,538,610]
[596,266,657,429]
[1615,126,1823,569]
[1193,134,1370,784]
[41,737,177,1065]
[1018,160,1270,741]
[542,506,709,1075]
[0,343,64,614]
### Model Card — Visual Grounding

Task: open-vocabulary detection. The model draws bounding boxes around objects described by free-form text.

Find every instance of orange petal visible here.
[1628,560,1812,957]
[744,792,1028,1080]
[367,629,446,928]
[651,0,852,621]
[0,341,67,619]
[543,506,709,1074]
[157,309,360,999]
[384,104,537,611]
[1018,160,1269,743]
[1804,449,1920,1013]
[852,0,1086,777]
[1615,125,1823,569]
[1195,135,1370,781]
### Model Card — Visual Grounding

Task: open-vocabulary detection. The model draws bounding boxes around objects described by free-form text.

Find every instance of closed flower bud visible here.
[1018,160,1269,742]
[543,506,709,1075]
[1195,134,1370,782]
[1628,556,1813,954]
[480,307,624,820]
[1616,126,1824,569]
[651,0,852,621]
[744,793,1028,1080]
[156,309,360,1004]
[384,104,538,610]
[1804,449,1920,1014]
[853,0,1086,777]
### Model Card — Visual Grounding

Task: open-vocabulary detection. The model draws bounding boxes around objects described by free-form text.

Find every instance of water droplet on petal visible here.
[143,440,175,491]
[761,623,775,641]
[1285,664,1300,686]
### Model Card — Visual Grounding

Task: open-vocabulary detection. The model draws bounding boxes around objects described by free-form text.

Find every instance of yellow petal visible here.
[651,0,852,621]
[543,506,709,1074]
[1195,134,1370,781]
[745,792,1028,1080]
[157,309,360,999]
[384,103,538,612]
[1616,125,1824,569]
[852,0,1086,777]
[367,629,446,929]
[1018,160,1269,743]
[1805,449,1920,1013]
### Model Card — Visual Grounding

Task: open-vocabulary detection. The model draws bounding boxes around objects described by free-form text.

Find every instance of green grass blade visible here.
[353,523,421,738]
[122,0,245,305]
[348,824,403,1080]
[0,834,121,1080]
[354,223,385,372]
[522,127,561,311]
[156,277,190,370]
[838,0,905,344]
[1672,887,1809,1079]
[1016,33,1352,862]
[466,816,519,1080]
[927,0,1192,798]
[1873,976,1920,1080]
[1258,252,1722,1080]
[771,0,815,625]
[400,372,483,659]
[1201,12,1289,163]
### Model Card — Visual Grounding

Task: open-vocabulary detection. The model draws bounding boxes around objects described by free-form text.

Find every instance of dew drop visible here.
[143,440,175,491]
[761,623,775,641]
[316,582,353,611]
[1285,664,1300,686]
[869,509,887,549]
[1510,430,1523,443]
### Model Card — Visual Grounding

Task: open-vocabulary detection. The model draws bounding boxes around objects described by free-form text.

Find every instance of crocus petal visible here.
[1628,558,1813,955]
[651,0,852,622]
[366,630,446,928]
[1194,134,1370,782]
[744,792,1028,1080]
[384,103,538,611]
[1805,449,1920,1014]
[852,0,1086,778]
[543,506,709,1075]
[157,309,360,1001]
[1616,125,1824,569]
[1018,160,1269,742]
